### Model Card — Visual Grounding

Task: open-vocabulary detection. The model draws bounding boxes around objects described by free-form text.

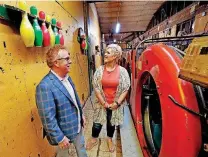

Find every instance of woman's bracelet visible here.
[102,101,106,107]
[115,101,121,107]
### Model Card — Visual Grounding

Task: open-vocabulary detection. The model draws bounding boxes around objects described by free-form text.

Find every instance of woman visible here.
[86,44,130,152]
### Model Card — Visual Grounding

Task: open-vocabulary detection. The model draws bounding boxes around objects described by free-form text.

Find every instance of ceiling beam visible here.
[98,12,154,18]
[120,33,134,41]
[95,1,161,8]
[97,7,158,14]
[101,27,146,33]
[104,32,132,36]
[95,1,165,36]
[99,17,150,23]
[104,31,145,42]
[95,1,164,8]
[98,9,157,17]
[104,33,133,41]
[95,2,120,8]
[100,22,149,28]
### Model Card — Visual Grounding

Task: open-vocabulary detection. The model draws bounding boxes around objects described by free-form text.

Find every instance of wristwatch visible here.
[115,101,121,107]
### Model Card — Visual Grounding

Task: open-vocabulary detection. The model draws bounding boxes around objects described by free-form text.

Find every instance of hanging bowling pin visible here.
[57,21,61,28]
[54,27,60,45]
[48,24,55,46]
[32,18,43,47]
[18,0,27,12]
[46,15,51,23]
[59,30,64,45]
[57,21,64,45]
[51,18,60,45]
[81,34,87,50]
[30,6,43,47]
[30,6,37,16]
[46,15,55,46]
[20,12,35,47]
[39,11,50,47]
[85,36,88,50]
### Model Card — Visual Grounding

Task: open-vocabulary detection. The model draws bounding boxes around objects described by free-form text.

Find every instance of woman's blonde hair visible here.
[46,45,68,68]
[106,44,122,60]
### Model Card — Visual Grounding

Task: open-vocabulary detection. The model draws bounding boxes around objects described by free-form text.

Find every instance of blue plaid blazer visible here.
[35,71,83,145]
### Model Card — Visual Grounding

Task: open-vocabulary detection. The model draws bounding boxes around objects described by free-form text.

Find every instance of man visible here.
[35,45,88,157]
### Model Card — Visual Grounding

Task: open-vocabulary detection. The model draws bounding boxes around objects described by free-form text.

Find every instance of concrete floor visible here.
[67,96,122,157]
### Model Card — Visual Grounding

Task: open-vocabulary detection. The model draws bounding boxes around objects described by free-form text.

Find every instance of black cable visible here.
[55,0,78,24]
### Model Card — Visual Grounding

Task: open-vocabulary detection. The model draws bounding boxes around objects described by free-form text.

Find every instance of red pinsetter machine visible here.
[129,35,208,157]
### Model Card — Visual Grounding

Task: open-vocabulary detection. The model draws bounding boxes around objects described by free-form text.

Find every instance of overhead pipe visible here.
[83,2,93,94]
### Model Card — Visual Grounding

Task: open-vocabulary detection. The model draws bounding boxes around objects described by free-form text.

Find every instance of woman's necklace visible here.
[106,65,117,73]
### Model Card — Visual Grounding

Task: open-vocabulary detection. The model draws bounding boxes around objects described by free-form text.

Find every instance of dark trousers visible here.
[92,109,115,138]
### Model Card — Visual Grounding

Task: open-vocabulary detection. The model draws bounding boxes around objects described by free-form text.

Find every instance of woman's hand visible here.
[108,102,118,110]
[103,102,110,109]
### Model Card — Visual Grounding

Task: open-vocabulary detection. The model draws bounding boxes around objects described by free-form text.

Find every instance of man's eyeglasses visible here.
[56,57,71,63]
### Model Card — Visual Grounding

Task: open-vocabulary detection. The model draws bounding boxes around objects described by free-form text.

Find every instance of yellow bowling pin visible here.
[46,15,51,23]
[18,0,27,12]
[48,25,55,46]
[20,13,35,47]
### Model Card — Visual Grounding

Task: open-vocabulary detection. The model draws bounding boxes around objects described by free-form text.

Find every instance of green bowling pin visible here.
[51,18,60,45]
[54,27,60,45]
[30,6,37,16]
[32,18,43,47]
[30,6,43,47]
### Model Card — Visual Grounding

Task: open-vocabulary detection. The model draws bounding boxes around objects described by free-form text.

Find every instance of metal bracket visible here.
[168,95,207,119]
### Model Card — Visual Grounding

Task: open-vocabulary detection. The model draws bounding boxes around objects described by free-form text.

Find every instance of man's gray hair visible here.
[46,45,68,68]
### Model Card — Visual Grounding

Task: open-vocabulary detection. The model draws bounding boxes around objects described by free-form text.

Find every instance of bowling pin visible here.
[48,24,55,46]
[84,36,88,50]
[46,15,51,23]
[32,18,43,47]
[59,30,64,45]
[20,12,35,47]
[39,11,45,20]
[39,11,50,47]
[51,18,60,45]
[30,6,37,16]
[54,27,60,45]
[57,21,61,28]
[30,6,43,47]
[18,0,27,12]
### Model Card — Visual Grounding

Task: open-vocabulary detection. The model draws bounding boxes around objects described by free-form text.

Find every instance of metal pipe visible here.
[135,33,208,51]
[83,2,92,94]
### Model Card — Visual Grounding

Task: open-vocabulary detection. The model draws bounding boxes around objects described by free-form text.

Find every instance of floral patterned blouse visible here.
[92,65,131,126]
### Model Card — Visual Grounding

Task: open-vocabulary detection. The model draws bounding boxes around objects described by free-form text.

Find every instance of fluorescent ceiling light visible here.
[115,22,120,33]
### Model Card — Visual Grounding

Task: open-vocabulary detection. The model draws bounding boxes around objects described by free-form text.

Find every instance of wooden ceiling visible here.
[94,1,165,42]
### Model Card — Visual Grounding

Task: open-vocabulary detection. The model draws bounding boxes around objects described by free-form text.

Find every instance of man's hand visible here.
[108,102,118,110]
[58,136,70,149]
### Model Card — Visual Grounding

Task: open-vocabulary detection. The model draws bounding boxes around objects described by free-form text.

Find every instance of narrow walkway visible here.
[67,94,122,157]
[66,93,143,157]
[83,95,122,157]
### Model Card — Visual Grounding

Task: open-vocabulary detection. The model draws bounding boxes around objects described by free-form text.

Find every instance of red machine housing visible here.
[130,43,202,157]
